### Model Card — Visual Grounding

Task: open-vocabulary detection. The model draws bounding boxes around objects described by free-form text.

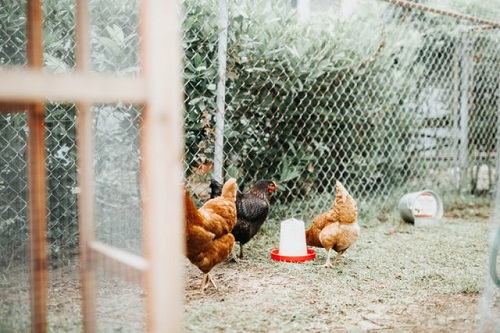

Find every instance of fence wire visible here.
[1,0,500,330]
[183,0,500,218]
[1,0,499,261]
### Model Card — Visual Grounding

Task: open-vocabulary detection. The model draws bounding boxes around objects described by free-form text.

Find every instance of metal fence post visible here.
[459,30,470,193]
[213,0,228,183]
[452,33,461,191]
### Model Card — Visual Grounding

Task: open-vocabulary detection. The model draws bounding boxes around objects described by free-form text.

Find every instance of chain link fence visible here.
[1,0,144,330]
[1,0,499,265]
[0,0,142,265]
[1,0,500,329]
[183,0,500,218]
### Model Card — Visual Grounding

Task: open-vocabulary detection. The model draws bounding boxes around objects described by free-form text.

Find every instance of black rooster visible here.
[210,179,278,260]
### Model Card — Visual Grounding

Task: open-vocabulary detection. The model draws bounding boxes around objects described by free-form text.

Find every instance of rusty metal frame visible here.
[0,0,184,332]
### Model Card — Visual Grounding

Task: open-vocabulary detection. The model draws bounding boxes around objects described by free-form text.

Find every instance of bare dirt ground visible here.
[1,205,499,332]
[184,210,495,332]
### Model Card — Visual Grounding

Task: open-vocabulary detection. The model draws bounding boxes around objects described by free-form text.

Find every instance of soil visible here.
[1,209,499,332]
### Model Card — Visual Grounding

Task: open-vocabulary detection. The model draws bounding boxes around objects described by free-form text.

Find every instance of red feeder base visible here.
[270,248,316,263]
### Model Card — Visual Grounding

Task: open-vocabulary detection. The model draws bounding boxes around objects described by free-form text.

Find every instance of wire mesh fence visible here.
[183,0,500,218]
[1,0,500,330]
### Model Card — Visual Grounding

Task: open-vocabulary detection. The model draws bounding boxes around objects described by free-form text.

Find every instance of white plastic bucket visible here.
[278,218,307,256]
[398,190,443,225]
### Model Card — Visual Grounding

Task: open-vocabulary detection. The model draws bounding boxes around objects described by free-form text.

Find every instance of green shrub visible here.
[221,0,422,198]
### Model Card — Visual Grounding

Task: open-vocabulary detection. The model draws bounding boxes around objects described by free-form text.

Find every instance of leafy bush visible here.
[1,0,499,263]
[221,0,423,197]
[182,0,220,174]
[0,0,142,261]
[182,0,500,203]
[0,114,28,264]
[0,0,26,65]
[45,104,78,255]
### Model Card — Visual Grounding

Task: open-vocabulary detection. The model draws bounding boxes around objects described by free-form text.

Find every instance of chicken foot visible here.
[200,273,218,293]
[323,249,344,268]
[231,250,240,263]
[333,251,344,265]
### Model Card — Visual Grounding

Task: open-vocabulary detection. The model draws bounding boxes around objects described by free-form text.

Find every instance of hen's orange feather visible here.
[305,181,359,267]
[184,178,238,291]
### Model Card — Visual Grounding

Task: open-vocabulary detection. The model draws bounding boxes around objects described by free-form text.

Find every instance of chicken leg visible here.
[333,250,345,265]
[239,244,244,259]
[200,273,218,293]
[231,250,240,263]
[323,249,333,268]
[323,249,345,268]
[230,243,245,262]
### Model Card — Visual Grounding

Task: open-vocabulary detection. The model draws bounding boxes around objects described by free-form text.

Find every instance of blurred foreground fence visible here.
[1,0,500,260]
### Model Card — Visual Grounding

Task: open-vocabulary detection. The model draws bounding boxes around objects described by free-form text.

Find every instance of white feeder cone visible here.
[279,218,307,256]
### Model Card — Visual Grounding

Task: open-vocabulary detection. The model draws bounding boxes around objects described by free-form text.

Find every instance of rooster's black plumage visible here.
[210,179,277,260]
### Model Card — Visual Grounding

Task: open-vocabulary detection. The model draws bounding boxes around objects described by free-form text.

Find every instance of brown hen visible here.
[184,178,238,293]
[305,181,359,268]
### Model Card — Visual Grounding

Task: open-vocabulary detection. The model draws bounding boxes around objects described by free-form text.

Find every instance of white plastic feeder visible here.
[271,218,315,262]
[279,218,307,256]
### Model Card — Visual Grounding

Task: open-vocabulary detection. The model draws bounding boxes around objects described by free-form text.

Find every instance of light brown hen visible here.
[184,178,238,293]
[305,181,359,268]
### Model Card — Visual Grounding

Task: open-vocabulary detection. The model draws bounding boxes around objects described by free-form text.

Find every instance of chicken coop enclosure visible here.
[1,0,500,331]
